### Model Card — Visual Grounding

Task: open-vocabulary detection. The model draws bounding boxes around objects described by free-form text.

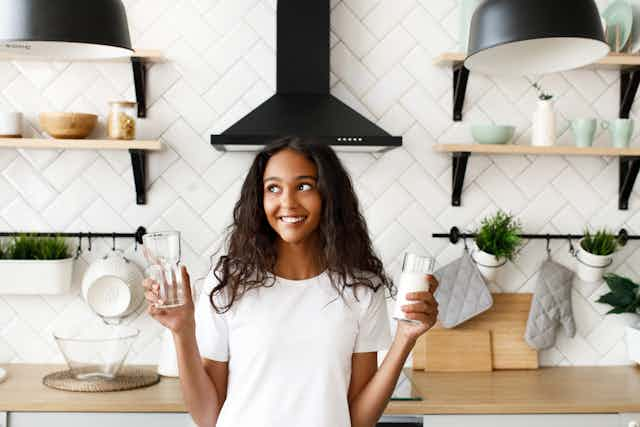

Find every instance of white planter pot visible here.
[0,258,74,295]
[472,249,505,283]
[575,242,613,283]
[531,99,556,147]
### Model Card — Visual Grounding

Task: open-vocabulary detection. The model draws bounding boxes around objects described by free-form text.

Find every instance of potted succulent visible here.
[0,235,74,295]
[531,81,556,147]
[597,273,640,364]
[576,228,618,283]
[472,211,522,282]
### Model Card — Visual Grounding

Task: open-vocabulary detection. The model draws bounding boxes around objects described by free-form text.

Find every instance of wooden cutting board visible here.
[423,329,492,372]
[412,293,538,370]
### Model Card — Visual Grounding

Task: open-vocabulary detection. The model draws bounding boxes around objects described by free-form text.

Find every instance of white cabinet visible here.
[0,412,6,427]
[7,412,195,427]
[423,414,620,427]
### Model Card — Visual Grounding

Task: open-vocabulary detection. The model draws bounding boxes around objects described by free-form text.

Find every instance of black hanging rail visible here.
[433,226,640,247]
[0,226,147,245]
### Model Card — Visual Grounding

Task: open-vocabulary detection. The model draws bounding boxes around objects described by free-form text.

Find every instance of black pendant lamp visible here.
[0,0,133,59]
[465,0,609,76]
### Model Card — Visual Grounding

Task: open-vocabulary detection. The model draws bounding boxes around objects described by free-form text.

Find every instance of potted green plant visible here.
[472,211,522,282]
[576,228,618,283]
[0,235,74,295]
[597,273,640,364]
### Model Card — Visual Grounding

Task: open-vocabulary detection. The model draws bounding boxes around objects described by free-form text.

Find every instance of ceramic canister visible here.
[0,112,22,137]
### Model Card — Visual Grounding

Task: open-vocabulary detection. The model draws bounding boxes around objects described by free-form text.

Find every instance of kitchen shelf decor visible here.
[0,50,163,118]
[433,144,640,210]
[0,138,162,205]
[434,53,640,122]
[0,226,147,296]
[0,0,164,117]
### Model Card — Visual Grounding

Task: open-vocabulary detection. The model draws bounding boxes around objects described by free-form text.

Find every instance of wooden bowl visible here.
[39,112,98,139]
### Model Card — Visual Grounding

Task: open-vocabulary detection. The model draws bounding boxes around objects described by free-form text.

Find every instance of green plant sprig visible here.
[474,211,523,261]
[532,81,553,101]
[1,234,71,260]
[597,273,640,315]
[581,229,618,256]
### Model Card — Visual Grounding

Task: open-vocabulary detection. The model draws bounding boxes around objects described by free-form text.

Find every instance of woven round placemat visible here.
[43,366,160,392]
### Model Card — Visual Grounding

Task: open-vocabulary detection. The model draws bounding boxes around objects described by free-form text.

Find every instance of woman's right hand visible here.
[143,265,196,337]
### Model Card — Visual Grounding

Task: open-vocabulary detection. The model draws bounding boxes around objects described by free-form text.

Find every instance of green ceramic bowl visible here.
[471,125,515,145]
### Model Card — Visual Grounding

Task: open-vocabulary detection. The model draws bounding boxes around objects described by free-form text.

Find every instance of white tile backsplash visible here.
[0,0,637,367]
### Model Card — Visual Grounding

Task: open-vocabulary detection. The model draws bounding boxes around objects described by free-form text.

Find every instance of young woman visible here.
[143,137,438,427]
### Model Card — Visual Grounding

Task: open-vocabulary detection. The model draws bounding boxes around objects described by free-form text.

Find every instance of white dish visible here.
[0,367,7,384]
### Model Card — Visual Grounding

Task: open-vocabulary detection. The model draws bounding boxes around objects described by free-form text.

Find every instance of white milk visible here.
[393,271,429,323]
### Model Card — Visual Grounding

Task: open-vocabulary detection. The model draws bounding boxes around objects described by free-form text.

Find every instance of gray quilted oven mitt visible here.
[433,251,493,328]
[525,259,576,350]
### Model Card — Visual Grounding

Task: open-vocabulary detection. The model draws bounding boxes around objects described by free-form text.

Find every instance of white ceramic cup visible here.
[0,112,22,137]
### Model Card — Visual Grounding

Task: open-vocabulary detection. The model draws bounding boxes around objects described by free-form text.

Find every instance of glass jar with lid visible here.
[107,101,136,140]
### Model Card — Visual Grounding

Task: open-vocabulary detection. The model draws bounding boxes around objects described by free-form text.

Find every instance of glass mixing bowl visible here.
[53,324,139,380]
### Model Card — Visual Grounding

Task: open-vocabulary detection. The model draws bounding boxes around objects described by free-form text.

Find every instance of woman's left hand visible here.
[396,275,439,343]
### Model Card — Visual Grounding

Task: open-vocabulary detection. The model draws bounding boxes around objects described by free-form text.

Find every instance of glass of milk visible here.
[393,253,435,323]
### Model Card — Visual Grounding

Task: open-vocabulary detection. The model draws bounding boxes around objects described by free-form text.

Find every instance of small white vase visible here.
[575,240,613,283]
[472,249,505,283]
[157,328,179,377]
[531,98,556,147]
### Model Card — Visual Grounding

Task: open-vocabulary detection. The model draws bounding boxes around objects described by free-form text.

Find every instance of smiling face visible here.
[263,148,323,245]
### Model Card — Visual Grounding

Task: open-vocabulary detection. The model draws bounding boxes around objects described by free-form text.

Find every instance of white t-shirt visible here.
[194,269,392,427]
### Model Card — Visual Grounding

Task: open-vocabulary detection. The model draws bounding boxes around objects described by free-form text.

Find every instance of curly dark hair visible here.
[208,137,394,313]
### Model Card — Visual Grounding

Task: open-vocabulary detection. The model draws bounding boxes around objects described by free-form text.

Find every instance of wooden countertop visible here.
[1,364,640,414]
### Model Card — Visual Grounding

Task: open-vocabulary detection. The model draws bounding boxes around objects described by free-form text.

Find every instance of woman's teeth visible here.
[280,216,306,224]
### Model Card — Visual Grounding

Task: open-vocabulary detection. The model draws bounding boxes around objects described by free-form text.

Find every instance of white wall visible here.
[0,0,636,367]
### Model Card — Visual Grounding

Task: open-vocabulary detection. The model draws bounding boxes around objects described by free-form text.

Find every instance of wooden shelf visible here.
[0,138,163,205]
[434,52,640,122]
[434,52,640,69]
[0,138,162,150]
[0,49,164,63]
[433,144,640,157]
[434,144,640,210]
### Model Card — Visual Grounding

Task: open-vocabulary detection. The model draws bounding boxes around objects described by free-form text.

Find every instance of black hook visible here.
[112,233,116,251]
[619,229,629,247]
[567,235,575,256]
[87,232,92,252]
[546,234,551,257]
[463,234,469,251]
[75,233,82,259]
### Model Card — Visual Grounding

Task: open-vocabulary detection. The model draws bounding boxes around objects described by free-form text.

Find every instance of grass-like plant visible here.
[474,211,522,260]
[581,228,618,256]
[597,273,640,314]
[2,235,71,260]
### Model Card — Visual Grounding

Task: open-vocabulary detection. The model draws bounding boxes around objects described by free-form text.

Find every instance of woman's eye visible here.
[298,183,313,191]
[266,185,281,193]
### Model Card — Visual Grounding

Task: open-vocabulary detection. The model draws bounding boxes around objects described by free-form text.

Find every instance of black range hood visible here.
[211,0,402,153]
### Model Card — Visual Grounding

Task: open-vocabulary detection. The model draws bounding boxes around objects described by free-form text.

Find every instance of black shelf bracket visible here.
[453,64,470,122]
[452,152,470,207]
[620,67,640,119]
[129,149,147,205]
[131,57,148,118]
[620,156,640,210]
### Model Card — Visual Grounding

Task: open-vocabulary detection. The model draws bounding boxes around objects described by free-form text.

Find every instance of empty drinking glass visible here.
[393,253,436,324]
[142,231,185,309]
